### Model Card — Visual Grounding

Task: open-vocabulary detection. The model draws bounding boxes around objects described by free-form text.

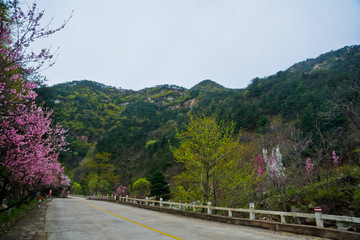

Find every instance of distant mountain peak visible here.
[190,79,226,92]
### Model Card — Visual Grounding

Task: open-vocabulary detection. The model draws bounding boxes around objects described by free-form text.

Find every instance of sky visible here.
[31,0,360,90]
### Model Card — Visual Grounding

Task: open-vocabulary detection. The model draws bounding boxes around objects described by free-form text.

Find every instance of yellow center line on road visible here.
[78,200,182,240]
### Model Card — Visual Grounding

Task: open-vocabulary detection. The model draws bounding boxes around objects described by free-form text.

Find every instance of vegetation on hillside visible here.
[36,45,360,219]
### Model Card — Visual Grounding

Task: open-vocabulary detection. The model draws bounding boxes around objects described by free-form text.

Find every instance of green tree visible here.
[86,152,118,195]
[87,174,111,195]
[70,182,82,195]
[149,171,170,199]
[132,178,151,198]
[170,115,256,205]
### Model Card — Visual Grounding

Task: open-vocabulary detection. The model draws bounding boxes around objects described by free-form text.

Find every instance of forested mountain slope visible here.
[36,45,360,216]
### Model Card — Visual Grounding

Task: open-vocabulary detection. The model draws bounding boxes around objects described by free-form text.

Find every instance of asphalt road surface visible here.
[43,197,323,240]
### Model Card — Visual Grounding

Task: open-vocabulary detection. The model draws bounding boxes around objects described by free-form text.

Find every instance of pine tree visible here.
[149,171,170,199]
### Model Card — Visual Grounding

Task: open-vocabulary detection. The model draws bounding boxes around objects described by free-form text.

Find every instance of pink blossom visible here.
[262,147,286,185]
[24,82,38,90]
[0,104,69,189]
[332,150,339,168]
[26,90,37,99]
[0,0,71,206]
[10,74,21,81]
[254,154,266,176]
[305,158,314,178]
[114,186,128,196]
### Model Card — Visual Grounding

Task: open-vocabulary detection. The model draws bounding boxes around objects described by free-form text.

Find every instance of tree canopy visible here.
[171,115,258,206]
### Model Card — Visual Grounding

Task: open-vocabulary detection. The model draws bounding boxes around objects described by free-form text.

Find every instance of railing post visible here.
[207,202,212,215]
[314,207,324,227]
[281,215,286,223]
[160,198,163,207]
[126,195,128,202]
[249,203,255,220]
[228,210,232,217]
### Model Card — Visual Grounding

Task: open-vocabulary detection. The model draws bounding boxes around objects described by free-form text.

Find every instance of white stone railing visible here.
[69,194,87,198]
[88,195,360,229]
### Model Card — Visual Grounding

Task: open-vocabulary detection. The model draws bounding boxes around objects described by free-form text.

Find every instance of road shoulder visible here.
[1,199,51,240]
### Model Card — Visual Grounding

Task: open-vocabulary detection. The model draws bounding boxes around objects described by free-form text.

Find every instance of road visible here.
[43,197,323,240]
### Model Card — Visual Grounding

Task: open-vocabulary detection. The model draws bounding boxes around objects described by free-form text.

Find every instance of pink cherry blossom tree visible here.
[262,147,288,211]
[305,158,314,180]
[0,0,71,210]
[114,185,128,197]
[254,154,266,176]
[262,147,286,187]
[332,150,339,168]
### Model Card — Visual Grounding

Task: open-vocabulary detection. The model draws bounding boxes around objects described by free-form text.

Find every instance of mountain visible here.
[288,45,360,73]
[36,45,360,216]
[190,79,226,92]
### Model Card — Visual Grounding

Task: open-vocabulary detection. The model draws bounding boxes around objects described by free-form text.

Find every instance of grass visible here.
[0,198,38,237]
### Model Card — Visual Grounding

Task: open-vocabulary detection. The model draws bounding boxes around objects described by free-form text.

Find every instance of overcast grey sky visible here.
[32,0,360,90]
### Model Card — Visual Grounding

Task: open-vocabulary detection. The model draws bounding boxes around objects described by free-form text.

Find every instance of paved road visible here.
[43,197,323,240]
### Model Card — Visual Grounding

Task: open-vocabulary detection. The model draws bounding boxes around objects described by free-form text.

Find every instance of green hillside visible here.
[36,45,360,218]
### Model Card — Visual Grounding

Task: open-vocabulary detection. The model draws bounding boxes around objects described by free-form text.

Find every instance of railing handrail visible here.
[69,194,87,198]
[322,214,360,223]
[88,195,360,228]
